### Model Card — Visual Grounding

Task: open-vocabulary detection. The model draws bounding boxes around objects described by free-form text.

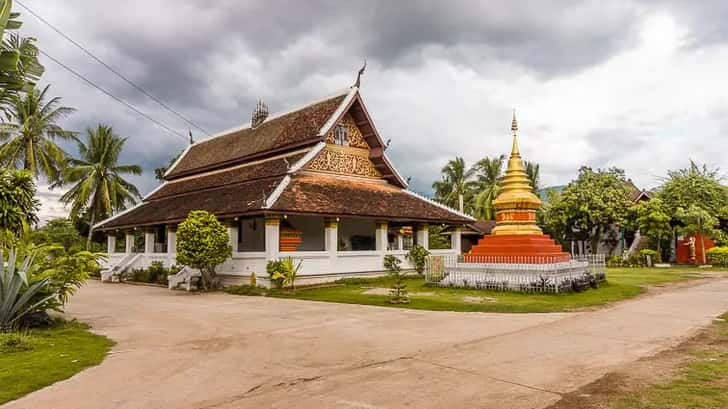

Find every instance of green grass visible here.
[231,267,709,313]
[0,320,114,405]
[614,313,728,409]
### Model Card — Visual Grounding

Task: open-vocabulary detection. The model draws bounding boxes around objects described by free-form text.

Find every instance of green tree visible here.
[675,205,721,265]
[524,160,540,193]
[659,160,727,216]
[632,198,672,255]
[0,168,39,240]
[175,210,231,290]
[0,85,75,182]
[432,157,473,212]
[542,167,631,253]
[469,155,504,220]
[0,2,44,112]
[30,218,84,251]
[58,125,141,249]
[427,224,451,250]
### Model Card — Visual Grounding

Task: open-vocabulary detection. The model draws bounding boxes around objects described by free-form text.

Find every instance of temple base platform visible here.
[465,234,571,263]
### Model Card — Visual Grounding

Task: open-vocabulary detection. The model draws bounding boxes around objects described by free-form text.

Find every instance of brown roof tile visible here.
[271,175,471,223]
[165,93,348,179]
[97,177,283,230]
[148,152,306,200]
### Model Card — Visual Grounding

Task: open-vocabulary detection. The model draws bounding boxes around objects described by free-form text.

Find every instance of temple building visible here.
[95,83,473,286]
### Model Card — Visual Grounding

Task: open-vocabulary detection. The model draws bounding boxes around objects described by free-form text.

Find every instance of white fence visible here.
[425,254,606,293]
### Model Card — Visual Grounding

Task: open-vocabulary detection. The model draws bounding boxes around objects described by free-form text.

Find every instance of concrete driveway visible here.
[5,279,728,409]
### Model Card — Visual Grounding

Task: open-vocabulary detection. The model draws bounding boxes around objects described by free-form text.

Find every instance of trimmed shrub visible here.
[406,244,430,274]
[706,247,728,267]
[176,210,232,290]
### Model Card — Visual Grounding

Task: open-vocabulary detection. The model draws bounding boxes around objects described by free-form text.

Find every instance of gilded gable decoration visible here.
[307,145,382,178]
[325,114,369,149]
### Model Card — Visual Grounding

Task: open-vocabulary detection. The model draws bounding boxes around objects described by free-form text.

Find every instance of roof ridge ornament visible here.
[511,108,518,134]
[353,59,366,88]
[251,99,269,129]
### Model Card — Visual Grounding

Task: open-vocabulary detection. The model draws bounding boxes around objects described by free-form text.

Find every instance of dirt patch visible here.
[361,288,435,297]
[545,316,726,409]
[462,296,497,304]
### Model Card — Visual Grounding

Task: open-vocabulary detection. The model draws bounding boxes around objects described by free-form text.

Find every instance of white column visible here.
[416,224,429,250]
[144,229,155,254]
[325,218,338,258]
[167,227,176,255]
[107,234,116,254]
[264,216,280,260]
[397,234,404,251]
[125,232,134,253]
[375,221,388,253]
[227,222,239,253]
[451,227,462,253]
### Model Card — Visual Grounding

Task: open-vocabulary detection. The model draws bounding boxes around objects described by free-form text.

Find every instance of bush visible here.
[706,247,728,267]
[266,260,285,288]
[176,210,232,290]
[639,249,662,265]
[266,257,301,292]
[0,331,34,353]
[406,244,430,274]
[130,262,175,285]
[607,255,624,268]
[1,249,52,332]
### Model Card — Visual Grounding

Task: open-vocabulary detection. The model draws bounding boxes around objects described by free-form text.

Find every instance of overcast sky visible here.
[17,0,728,222]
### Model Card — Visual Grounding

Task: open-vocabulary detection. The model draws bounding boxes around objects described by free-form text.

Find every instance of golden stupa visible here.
[490,111,543,235]
[466,111,570,262]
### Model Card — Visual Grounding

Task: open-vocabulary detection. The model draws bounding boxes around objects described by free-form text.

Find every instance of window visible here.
[334,124,349,146]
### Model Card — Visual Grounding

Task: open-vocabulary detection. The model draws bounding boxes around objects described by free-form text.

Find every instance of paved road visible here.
[6,279,728,409]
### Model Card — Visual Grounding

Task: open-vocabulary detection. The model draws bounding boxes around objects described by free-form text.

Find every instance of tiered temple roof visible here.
[95,87,472,231]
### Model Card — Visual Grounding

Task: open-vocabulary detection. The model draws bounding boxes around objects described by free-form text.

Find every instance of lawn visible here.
[0,320,114,405]
[228,267,711,313]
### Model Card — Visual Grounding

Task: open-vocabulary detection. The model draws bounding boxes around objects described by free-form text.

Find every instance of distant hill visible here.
[538,185,565,202]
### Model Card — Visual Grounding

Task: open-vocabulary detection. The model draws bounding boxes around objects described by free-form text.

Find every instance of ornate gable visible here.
[306,113,382,179]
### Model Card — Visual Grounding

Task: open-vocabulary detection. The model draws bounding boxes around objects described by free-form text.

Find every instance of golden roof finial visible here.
[511,109,518,134]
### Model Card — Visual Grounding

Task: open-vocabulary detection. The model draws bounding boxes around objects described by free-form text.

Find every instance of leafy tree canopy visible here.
[176,210,231,290]
[30,218,84,251]
[542,166,631,252]
[659,160,728,216]
[0,168,39,240]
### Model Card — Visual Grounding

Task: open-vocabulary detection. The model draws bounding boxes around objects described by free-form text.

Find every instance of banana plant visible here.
[0,249,52,332]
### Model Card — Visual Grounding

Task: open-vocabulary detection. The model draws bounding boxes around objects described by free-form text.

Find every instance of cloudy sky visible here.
[16,0,728,222]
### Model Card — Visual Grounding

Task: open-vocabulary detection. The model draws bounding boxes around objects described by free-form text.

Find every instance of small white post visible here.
[125,232,134,253]
[397,234,404,251]
[264,216,280,260]
[451,227,462,253]
[375,221,388,253]
[167,227,176,255]
[416,224,429,250]
[107,234,116,254]
[325,218,338,258]
[144,229,155,254]
[227,221,239,253]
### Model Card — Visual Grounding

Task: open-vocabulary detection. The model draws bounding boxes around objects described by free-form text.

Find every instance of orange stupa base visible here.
[465,234,571,263]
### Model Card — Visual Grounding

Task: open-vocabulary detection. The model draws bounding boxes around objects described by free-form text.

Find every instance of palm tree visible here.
[470,155,505,220]
[524,160,540,193]
[0,85,75,182]
[0,3,44,111]
[432,157,473,212]
[58,125,142,249]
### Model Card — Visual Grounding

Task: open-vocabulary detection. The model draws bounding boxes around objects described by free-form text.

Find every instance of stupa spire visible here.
[490,111,543,235]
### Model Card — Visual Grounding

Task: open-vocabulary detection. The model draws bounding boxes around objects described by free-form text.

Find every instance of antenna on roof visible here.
[406,176,412,184]
[384,138,391,151]
[188,130,194,145]
[251,99,269,129]
[353,59,366,88]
